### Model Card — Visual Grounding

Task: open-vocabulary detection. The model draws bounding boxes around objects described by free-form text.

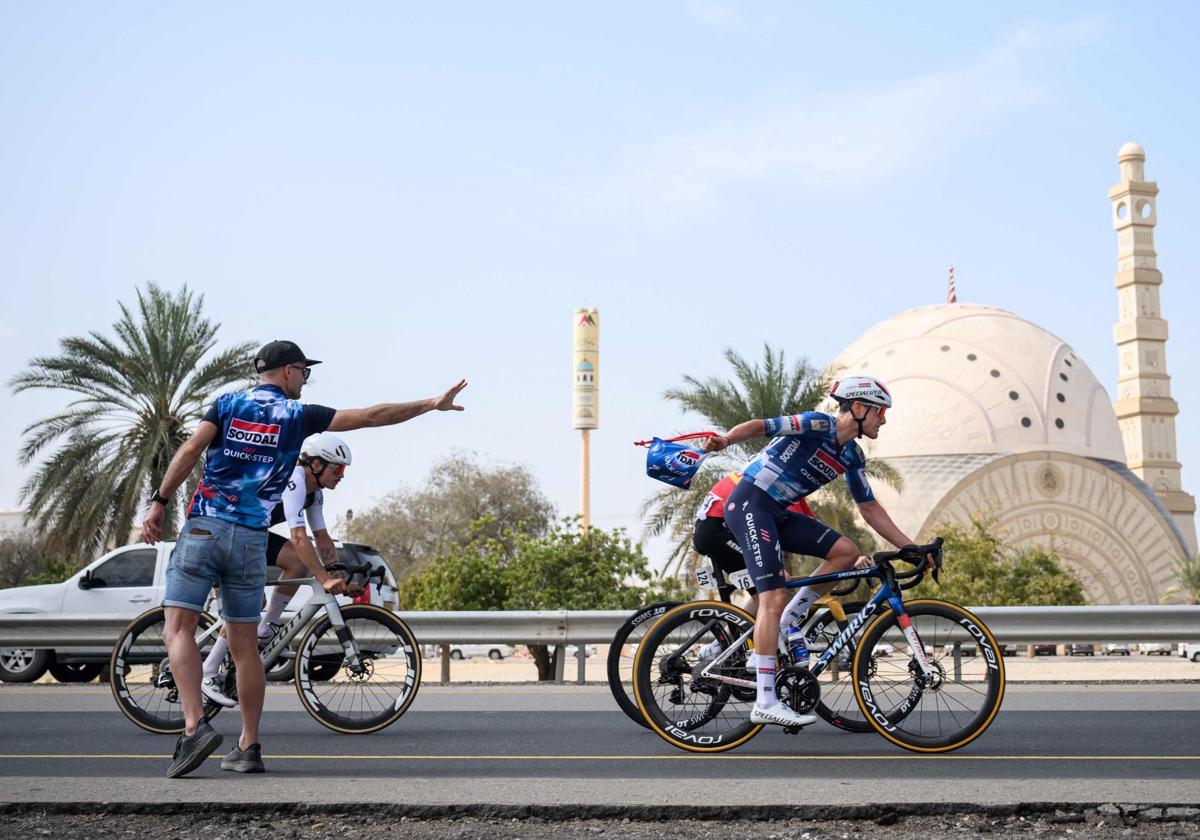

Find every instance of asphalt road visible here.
[0,683,1197,809]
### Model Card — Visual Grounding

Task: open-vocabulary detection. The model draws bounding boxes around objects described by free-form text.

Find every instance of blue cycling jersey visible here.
[187,384,335,529]
[741,411,874,506]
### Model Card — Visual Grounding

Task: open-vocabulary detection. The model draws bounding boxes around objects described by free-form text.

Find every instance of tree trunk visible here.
[528,644,560,681]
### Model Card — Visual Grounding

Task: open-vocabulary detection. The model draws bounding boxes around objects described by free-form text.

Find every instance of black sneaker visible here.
[166,720,223,778]
[221,742,265,773]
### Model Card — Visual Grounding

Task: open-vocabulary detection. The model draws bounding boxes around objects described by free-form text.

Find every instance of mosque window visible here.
[1021,417,1032,428]
[1060,373,1069,382]
[1056,393,1065,402]
[967,353,977,361]
[990,369,1000,378]
[1009,391,1019,400]
[1055,419,1065,429]
[1064,359,1074,367]
[940,345,950,352]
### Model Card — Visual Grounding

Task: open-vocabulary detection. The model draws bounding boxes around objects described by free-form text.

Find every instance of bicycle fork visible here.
[323,600,366,674]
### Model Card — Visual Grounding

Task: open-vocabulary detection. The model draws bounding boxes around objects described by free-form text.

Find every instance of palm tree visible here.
[1162,552,1200,605]
[10,284,255,560]
[642,343,902,575]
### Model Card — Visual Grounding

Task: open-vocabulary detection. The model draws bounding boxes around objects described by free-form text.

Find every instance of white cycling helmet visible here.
[301,432,352,466]
[830,376,892,409]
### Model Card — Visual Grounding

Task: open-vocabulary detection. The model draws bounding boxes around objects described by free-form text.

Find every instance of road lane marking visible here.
[1,754,1198,761]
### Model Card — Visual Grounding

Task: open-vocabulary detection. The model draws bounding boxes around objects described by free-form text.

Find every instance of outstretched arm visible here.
[704,419,766,453]
[857,500,913,550]
[327,379,467,432]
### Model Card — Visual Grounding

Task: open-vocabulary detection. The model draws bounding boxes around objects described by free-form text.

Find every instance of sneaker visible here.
[200,676,237,708]
[221,742,265,773]
[166,720,223,778]
[750,701,818,728]
[257,623,283,651]
[697,640,723,660]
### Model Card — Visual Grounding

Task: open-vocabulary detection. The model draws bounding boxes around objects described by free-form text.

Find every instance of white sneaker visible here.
[750,701,817,728]
[200,675,237,708]
[697,640,723,660]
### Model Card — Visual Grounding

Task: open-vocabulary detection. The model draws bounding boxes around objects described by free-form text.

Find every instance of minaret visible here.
[1109,142,1197,556]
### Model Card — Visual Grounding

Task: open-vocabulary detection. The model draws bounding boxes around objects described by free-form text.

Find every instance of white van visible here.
[0,539,398,683]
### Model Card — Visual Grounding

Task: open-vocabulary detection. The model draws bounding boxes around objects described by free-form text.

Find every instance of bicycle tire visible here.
[109,606,223,734]
[294,604,422,734]
[607,601,680,728]
[853,598,1005,753]
[633,600,763,753]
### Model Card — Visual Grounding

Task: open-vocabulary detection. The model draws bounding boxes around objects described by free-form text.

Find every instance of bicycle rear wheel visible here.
[607,601,679,728]
[109,606,222,734]
[853,599,1005,753]
[294,604,421,734]
[633,600,762,753]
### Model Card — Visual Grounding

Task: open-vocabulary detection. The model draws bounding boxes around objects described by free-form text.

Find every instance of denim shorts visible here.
[163,515,269,623]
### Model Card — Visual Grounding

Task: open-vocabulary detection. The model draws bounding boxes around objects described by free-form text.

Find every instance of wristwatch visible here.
[149,491,171,506]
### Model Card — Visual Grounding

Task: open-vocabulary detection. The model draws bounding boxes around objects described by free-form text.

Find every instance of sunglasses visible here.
[289,364,312,382]
[876,406,887,418]
[330,463,347,477]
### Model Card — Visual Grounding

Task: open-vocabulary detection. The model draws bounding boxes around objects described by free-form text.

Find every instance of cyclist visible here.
[141,338,467,778]
[199,432,354,707]
[692,471,815,616]
[703,376,920,729]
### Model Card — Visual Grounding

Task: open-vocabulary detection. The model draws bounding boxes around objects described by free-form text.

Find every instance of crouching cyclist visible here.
[200,432,354,706]
[703,376,925,729]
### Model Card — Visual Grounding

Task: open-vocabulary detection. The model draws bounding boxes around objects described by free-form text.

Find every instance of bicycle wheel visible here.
[606,601,679,728]
[853,598,1005,753]
[294,604,421,734]
[109,606,223,734]
[802,600,876,733]
[633,600,762,753]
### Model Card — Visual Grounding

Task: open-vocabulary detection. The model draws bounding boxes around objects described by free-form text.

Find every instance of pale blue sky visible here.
[2,2,1197,567]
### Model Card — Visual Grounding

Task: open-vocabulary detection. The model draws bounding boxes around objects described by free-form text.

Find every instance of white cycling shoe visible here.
[750,701,817,728]
[200,676,237,708]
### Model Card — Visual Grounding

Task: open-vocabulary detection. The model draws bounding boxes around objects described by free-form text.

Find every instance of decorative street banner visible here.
[573,307,599,430]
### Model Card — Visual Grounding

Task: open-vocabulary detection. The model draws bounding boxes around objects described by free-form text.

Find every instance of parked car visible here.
[448,644,517,661]
[1032,643,1058,656]
[1002,644,1022,657]
[1140,642,1175,656]
[1103,643,1132,656]
[0,537,398,684]
[1067,643,1095,656]
[565,644,598,658]
[1180,643,1200,663]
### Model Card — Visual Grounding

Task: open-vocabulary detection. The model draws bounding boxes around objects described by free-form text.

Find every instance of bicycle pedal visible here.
[782,725,805,735]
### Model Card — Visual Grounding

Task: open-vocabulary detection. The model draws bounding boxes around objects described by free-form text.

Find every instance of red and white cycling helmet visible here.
[830,376,892,409]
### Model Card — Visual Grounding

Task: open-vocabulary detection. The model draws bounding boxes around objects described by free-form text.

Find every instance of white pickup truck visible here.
[0,538,399,683]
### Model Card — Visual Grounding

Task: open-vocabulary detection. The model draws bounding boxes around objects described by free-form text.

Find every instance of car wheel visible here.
[449,649,464,660]
[0,648,52,683]
[488,649,503,661]
[1192,652,1200,663]
[47,662,105,683]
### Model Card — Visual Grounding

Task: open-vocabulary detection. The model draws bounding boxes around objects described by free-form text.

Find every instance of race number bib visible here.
[694,558,717,589]
[729,568,753,591]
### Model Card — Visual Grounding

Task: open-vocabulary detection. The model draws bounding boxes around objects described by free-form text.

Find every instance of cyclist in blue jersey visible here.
[140,339,467,777]
[703,375,924,729]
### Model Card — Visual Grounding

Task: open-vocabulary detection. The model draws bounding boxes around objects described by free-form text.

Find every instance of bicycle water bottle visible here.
[784,624,809,667]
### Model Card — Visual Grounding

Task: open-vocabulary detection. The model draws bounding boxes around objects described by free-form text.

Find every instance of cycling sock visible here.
[779,586,819,633]
[203,637,229,678]
[754,653,776,708]
[259,590,290,637]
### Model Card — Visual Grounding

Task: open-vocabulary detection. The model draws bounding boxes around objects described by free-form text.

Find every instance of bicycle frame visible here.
[695,562,934,688]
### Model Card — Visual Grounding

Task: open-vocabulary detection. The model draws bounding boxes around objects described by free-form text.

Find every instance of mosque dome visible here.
[828,303,1125,462]
[1118,141,1146,161]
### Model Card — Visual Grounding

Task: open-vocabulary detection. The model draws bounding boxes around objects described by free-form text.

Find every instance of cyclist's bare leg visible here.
[225,621,265,749]
[780,537,862,629]
[163,606,204,733]
[260,542,304,635]
[752,587,789,671]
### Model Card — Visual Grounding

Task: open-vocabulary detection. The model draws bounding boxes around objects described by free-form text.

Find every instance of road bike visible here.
[608,560,873,733]
[632,538,1006,753]
[110,560,421,735]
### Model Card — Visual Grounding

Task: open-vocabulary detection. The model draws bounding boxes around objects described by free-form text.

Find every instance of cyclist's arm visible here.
[141,420,218,543]
[706,413,827,452]
[856,500,913,550]
[326,379,467,432]
[705,419,766,451]
[312,529,337,566]
[290,526,344,594]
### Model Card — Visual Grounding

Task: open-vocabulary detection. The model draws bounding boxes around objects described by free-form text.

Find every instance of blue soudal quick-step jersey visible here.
[741,411,875,506]
[188,385,335,529]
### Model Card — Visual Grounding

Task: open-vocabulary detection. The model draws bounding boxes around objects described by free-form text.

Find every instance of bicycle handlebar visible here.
[873,537,944,589]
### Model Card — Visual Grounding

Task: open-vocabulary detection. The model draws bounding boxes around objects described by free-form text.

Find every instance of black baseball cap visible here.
[254,340,322,373]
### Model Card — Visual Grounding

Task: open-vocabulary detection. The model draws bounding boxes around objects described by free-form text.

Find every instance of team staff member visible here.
[141,339,467,778]
[199,432,354,708]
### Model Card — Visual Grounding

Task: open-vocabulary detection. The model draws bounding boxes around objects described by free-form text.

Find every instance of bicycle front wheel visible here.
[852,599,1005,753]
[633,600,762,753]
[606,601,679,728]
[109,606,222,734]
[294,604,421,734]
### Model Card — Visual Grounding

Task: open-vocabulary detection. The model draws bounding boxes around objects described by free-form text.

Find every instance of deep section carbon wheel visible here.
[607,601,679,728]
[853,598,1005,753]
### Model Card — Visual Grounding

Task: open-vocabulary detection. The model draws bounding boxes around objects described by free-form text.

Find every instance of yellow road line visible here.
[0,754,1197,762]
